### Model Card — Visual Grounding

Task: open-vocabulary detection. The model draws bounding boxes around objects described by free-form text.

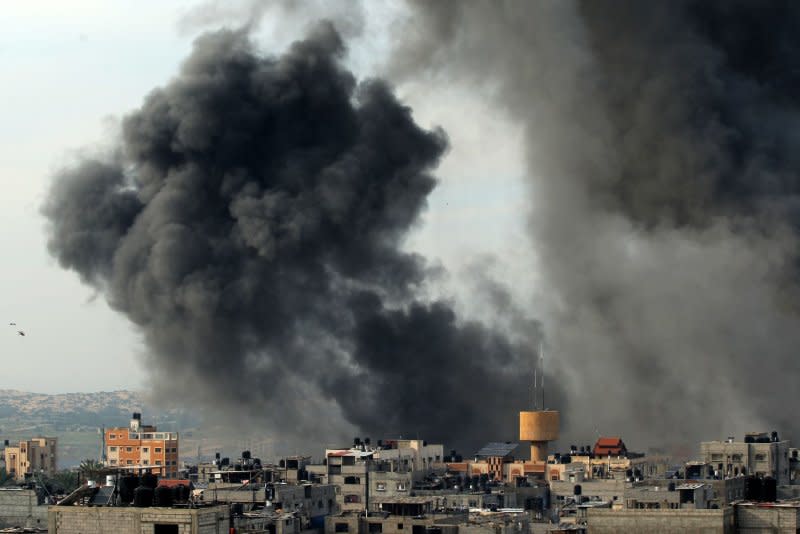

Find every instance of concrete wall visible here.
[48,505,228,534]
[735,504,800,532]
[0,488,48,529]
[586,508,734,534]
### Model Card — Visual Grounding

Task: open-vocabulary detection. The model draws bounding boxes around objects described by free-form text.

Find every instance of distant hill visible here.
[0,390,199,468]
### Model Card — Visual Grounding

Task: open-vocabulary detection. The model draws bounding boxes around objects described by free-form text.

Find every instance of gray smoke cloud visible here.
[43,22,547,451]
[394,0,800,448]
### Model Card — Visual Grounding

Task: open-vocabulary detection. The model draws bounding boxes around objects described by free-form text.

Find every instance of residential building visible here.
[2,437,57,481]
[104,412,179,478]
[313,438,444,514]
[699,432,790,485]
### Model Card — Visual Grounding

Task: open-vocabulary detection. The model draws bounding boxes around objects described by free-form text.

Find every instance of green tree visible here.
[45,469,80,494]
[78,459,105,484]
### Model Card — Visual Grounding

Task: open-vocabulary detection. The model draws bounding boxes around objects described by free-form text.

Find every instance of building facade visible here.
[104,413,179,478]
[2,437,57,481]
[700,432,790,485]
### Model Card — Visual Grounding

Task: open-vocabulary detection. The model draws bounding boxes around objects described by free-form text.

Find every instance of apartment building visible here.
[104,413,179,478]
[700,431,790,485]
[3,437,57,481]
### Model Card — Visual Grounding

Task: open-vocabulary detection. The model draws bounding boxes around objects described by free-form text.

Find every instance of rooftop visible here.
[475,442,519,458]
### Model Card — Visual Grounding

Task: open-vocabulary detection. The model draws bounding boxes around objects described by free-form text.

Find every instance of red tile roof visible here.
[593,437,627,456]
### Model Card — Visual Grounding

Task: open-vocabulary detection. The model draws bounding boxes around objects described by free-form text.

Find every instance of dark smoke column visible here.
[43,23,542,448]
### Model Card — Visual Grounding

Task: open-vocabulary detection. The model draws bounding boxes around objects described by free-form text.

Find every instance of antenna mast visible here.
[540,341,545,410]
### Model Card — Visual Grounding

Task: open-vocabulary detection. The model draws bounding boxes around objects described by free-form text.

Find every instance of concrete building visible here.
[700,432,790,485]
[198,481,337,529]
[48,504,228,534]
[473,443,520,481]
[623,481,711,510]
[2,437,57,481]
[314,439,444,514]
[105,412,179,478]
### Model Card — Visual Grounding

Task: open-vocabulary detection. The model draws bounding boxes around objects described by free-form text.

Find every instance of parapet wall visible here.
[586,508,734,534]
[0,488,48,529]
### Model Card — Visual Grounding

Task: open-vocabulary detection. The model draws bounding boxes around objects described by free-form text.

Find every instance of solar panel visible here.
[475,442,519,458]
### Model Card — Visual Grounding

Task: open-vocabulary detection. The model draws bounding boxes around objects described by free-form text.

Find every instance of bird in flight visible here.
[9,322,16,326]
[17,331,25,337]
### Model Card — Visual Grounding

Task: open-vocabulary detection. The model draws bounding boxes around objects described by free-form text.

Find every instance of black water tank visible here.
[364,438,371,446]
[221,457,230,466]
[763,477,777,502]
[141,472,158,489]
[745,476,763,501]
[119,476,139,504]
[242,450,251,460]
[231,503,244,515]
[771,431,779,443]
[173,484,189,503]
[573,484,582,496]
[155,485,173,507]
[354,437,361,446]
[745,436,755,443]
[134,486,154,507]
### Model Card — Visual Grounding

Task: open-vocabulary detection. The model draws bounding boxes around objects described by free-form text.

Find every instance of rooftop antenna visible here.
[540,340,545,410]
[533,340,545,410]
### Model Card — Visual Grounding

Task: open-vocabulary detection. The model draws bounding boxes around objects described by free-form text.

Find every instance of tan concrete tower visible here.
[520,342,559,461]
[519,410,560,461]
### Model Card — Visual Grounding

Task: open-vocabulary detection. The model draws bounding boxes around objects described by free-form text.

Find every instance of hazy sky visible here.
[0,1,530,393]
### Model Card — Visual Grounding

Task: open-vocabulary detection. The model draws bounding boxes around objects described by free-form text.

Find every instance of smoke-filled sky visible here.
[7,0,800,450]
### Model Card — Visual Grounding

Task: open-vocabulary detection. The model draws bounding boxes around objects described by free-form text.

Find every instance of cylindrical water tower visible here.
[519,410,560,462]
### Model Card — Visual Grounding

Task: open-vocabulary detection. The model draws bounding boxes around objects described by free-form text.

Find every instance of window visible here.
[755,454,766,461]
[344,495,361,504]
[711,453,722,461]
[144,461,149,465]
[109,434,116,439]
[110,447,117,452]
[376,483,386,491]
[396,483,407,491]
[732,454,742,462]
[110,460,117,465]
[368,523,382,533]
[143,448,149,453]
[156,460,162,466]
[155,448,162,453]
[398,524,403,530]
[126,460,133,465]
[154,525,179,534]
[126,447,133,452]
[334,524,349,533]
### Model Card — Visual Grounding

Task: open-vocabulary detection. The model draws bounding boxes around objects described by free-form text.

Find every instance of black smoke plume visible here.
[395,0,800,446]
[43,23,544,450]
